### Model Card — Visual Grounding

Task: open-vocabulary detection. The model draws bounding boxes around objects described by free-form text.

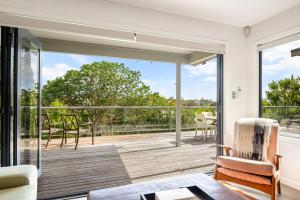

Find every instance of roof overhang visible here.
[40,38,216,64]
[0,12,220,64]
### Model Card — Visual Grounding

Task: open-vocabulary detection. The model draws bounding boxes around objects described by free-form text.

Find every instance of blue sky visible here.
[42,39,300,102]
[42,52,217,100]
[262,40,300,98]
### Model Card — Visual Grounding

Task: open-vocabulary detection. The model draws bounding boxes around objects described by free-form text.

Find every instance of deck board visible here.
[38,131,216,199]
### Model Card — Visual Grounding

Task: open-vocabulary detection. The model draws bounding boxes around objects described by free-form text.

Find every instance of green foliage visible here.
[263,75,300,122]
[20,89,39,138]
[42,61,153,106]
[46,99,67,124]
[265,75,300,106]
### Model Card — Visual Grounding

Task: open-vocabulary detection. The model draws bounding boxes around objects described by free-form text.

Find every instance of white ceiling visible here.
[107,0,300,27]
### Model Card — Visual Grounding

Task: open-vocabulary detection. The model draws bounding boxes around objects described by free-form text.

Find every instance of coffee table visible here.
[88,173,248,200]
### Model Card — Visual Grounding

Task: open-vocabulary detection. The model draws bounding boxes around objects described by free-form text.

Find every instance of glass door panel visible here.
[17,29,41,170]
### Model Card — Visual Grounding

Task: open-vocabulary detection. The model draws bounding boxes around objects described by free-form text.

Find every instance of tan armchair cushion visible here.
[217,167,271,185]
[217,156,275,176]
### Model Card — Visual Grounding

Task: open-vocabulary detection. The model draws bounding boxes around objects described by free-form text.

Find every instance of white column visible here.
[176,63,181,147]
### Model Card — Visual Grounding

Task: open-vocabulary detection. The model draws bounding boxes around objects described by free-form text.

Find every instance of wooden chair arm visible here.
[216,144,232,156]
[274,154,282,170]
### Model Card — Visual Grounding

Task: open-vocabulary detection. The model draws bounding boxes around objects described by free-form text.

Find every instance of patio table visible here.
[206,116,217,125]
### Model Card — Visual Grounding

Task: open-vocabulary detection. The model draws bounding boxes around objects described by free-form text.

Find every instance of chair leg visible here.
[213,165,218,180]
[277,180,281,194]
[60,132,65,148]
[46,131,51,149]
[75,134,79,150]
[65,134,67,144]
[271,177,277,200]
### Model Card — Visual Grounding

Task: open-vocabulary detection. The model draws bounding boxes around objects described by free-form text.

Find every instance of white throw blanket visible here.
[233,118,276,161]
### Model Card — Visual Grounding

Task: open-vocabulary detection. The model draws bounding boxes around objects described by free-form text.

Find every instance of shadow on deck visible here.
[38,131,216,199]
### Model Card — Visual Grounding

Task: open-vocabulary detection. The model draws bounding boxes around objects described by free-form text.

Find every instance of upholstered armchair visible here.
[214,118,282,200]
[0,165,37,200]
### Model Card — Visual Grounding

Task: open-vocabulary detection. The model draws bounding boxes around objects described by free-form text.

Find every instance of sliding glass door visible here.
[17,29,42,169]
[1,27,42,170]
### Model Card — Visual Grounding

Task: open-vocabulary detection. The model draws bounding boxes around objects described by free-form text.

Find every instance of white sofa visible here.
[0,165,37,200]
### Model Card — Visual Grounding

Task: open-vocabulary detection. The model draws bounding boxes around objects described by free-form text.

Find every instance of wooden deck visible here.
[38,131,216,199]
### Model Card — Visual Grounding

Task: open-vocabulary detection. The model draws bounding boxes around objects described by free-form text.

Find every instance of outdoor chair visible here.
[203,112,217,139]
[60,114,94,150]
[161,110,175,132]
[41,112,62,149]
[194,112,215,142]
[214,118,282,200]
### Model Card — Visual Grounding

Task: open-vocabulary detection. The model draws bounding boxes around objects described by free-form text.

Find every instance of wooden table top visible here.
[88,173,247,200]
[206,116,217,120]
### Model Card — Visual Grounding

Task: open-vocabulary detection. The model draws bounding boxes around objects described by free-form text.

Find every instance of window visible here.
[260,40,300,137]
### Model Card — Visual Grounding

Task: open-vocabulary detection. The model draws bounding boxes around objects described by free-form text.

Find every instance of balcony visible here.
[36,105,300,199]
[37,106,217,199]
[262,106,300,137]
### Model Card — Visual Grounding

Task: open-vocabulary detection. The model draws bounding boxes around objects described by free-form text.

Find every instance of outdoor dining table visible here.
[206,116,217,125]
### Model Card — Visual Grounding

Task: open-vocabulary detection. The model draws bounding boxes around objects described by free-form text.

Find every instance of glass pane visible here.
[19,34,40,167]
[41,53,176,135]
[261,40,300,137]
[181,58,218,128]
[181,57,217,173]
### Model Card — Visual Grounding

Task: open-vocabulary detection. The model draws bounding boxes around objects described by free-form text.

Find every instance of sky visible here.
[262,40,300,98]
[42,52,217,101]
[41,39,300,102]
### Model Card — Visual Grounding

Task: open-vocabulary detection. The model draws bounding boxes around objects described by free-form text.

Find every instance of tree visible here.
[42,61,153,106]
[265,75,300,106]
[42,61,169,131]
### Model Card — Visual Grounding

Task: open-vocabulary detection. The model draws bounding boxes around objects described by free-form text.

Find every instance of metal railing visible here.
[262,106,300,123]
[262,106,300,135]
[41,106,216,136]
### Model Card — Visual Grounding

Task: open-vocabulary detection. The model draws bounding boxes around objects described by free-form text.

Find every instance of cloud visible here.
[68,54,92,65]
[182,59,217,78]
[142,79,175,98]
[202,76,216,82]
[263,40,300,75]
[42,63,78,85]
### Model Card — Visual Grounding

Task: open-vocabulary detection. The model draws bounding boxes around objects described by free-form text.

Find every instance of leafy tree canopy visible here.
[264,75,300,106]
[42,61,166,106]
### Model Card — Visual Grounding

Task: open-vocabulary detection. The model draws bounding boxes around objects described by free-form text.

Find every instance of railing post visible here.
[176,63,181,147]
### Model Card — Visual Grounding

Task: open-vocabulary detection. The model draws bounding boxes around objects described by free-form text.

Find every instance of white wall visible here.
[279,137,300,190]
[248,5,300,190]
